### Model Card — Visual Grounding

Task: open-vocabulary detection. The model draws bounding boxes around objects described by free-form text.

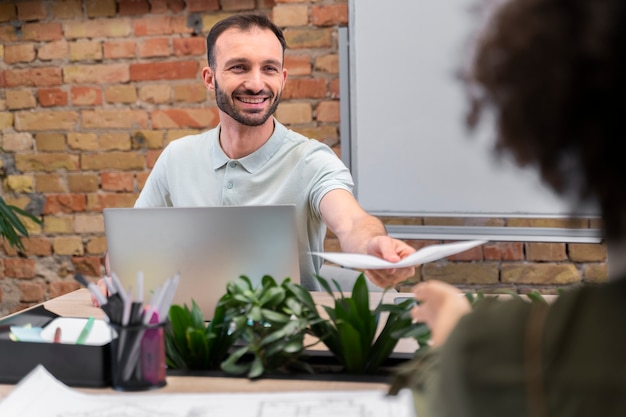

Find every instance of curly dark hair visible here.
[467,0,626,240]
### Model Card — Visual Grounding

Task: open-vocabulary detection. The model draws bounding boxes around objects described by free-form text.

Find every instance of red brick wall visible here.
[0,0,606,315]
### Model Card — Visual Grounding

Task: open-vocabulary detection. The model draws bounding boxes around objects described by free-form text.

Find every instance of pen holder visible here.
[109,321,167,391]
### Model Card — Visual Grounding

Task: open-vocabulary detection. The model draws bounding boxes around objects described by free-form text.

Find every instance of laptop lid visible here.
[103,205,300,319]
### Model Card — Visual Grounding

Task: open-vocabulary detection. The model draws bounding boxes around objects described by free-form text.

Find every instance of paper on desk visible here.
[0,365,417,417]
[311,239,487,269]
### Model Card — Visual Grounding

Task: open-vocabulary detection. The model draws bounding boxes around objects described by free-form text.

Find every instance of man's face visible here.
[205,27,287,127]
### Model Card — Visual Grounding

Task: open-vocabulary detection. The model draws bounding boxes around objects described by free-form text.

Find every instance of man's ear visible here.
[202,66,215,91]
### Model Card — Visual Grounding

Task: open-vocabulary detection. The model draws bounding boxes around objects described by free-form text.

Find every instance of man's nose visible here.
[243,69,264,92]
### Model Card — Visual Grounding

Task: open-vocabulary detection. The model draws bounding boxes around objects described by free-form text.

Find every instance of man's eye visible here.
[230,65,246,72]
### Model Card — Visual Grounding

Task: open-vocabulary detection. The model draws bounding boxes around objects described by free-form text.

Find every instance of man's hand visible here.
[410,280,472,346]
[364,235,416,288]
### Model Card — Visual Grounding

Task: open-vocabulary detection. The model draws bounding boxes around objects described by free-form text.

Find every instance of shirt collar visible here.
[210,119,287,173]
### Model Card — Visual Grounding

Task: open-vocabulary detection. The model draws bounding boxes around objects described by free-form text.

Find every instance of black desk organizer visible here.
[0,305,111,387]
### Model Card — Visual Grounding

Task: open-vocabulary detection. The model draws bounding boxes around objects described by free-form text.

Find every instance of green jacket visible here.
[398,280,626,417]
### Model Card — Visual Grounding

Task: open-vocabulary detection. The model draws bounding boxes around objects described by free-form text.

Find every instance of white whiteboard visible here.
[347,0,598,218]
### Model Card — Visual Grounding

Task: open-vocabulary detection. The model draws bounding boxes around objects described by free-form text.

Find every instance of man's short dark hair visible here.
[206,14,287,69]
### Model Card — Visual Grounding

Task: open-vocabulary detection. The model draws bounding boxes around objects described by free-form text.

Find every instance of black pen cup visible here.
[109,321,167,391]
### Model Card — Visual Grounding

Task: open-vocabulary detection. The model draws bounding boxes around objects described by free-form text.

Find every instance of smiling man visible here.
[133,14,415,290]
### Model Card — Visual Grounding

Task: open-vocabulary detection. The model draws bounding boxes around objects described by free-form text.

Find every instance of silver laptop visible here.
[103,205,300,319]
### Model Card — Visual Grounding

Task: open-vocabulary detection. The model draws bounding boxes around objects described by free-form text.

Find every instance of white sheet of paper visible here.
[0,365,417,417]
[311,239,487,269]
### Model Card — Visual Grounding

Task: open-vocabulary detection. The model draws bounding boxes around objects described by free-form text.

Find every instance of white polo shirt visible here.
[135,119,354,289]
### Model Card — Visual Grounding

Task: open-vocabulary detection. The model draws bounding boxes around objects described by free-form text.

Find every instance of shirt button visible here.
[226,182,233,189]
[229,161,237,168]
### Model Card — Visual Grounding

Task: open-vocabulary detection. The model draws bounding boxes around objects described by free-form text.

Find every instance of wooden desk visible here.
[0,289,417,399]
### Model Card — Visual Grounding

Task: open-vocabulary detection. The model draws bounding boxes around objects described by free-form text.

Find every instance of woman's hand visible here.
[411,280,472,347]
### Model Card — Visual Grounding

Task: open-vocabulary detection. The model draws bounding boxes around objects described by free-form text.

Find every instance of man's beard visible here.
[214,79,281,127]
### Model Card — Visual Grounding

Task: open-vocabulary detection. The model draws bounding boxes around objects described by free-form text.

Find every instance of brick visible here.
[138,84,171,104]
[49,280,81,299]
[187,0,220,12]
[502,263,580,285]
[69,40,103,61]
[283,78,327,99]
[526,242,567,261]
[38,40,69,61]
[165,129,200,143]
[311,4,348,26]
[99,132,132,150]
[0,4,16,22]
[285,54,311,76]
[296,125,337,143]
[81,152,144,170]
[82,109,149,129]
[284,28,333,49]
[86,0,116,18]
[44,194,87,214]
[4,44,36,64]
[38,88,69,107]
[71,86,103,106]
[0,25,18,43]
[119,0,150,15]
[316,100,340,122]
[17,1,48,20]
[4,175,34,193]
[22,22,63,41]
[105,85,138,104]
[86,236,108,255]
[68,173,99,193]
[132,129,164,149]
[201,12,237,34]
[4,258,37,279]
[173,82,207,103]
[14,110,78,131]
[273,5,309,27]
[130,60,198,81]
[568,242,607,262]
[64,64,129,84]
[5,67,62,87]
[315,54,338,73]
[133,15,193,36]
[173,37,206,57]
[68,132,98,150]
[20,237,52,256]
[35,174,66,193]
[72,256,103,277]
[2,132,33,151]
[53,236,85,255]
[43,216,74,234]
[6,90,37,110]
[221,0,255,11]
[74,214,105,234]
[18,282,45,303]
[275,102,312,124]
[0,112,14,129]
[484,241,524,261]
[137,37,171,58]
[507,217,588,228]
[422,263,499,285]
[101,172,134,191]
[65,18,132,39]
[86,193,138,211]
[35,133,66,152]
[151,108,219,128]
[15,153,80,172]
[52,0,82,19]
[146,149,163,168]
[583,263,608,283]
[103,40,136,59]
[137,171,149,189]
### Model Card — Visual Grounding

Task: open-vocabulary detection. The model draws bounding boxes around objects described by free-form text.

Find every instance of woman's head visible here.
[468,0,626,239]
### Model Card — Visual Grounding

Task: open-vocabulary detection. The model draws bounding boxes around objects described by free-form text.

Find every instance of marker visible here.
[53,327,62,344]
[76,317,95,345]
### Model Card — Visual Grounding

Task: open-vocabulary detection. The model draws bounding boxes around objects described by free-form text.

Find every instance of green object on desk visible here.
[76,317,95,345]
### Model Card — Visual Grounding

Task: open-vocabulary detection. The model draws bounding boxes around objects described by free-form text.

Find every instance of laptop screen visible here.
[103,205,300,319]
